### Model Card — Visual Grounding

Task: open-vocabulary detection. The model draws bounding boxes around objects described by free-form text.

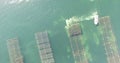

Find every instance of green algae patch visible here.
[66,46,72,59]
[80,35,87,46]
[97,25,104,35]
[84,46,93,62]
[67,55,71,59]
[66,46,71,53]
[93,33,100,45]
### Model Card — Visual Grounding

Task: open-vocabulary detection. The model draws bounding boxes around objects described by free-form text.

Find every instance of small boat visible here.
[93,12,99,26]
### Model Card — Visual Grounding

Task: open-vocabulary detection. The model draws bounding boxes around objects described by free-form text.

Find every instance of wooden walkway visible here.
[99,16,120,63]
[35,31,55,63]
[7,38,23,63]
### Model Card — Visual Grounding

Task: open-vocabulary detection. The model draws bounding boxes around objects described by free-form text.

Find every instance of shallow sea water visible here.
[0,0,120,63]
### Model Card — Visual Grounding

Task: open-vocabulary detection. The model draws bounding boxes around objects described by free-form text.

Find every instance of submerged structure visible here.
[99,16,120,63]
[65,19,88,63]
[35,31,55,63]
[7,38,23,63]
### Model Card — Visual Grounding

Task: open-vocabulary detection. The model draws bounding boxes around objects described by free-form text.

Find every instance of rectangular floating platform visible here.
[66,23,82,37]
[99,16,120,63]
[65,21,88,63]
[7,38,23,63]
[69,36,88,63]
[35,31,55,63]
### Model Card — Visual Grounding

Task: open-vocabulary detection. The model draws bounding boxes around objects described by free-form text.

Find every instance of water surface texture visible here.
[0,0,120,63]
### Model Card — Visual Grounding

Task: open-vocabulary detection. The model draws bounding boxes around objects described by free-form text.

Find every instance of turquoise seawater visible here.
[0,0,120,63]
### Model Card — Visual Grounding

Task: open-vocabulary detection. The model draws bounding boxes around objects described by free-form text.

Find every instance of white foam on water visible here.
[80,10,98,21]
[65,10,98,23]
[18,0,24,3]
[9,0,17,4]
[26,0,30,2]
[65,16,80,27]
[5,0,30,5]
[90,0,95,2]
